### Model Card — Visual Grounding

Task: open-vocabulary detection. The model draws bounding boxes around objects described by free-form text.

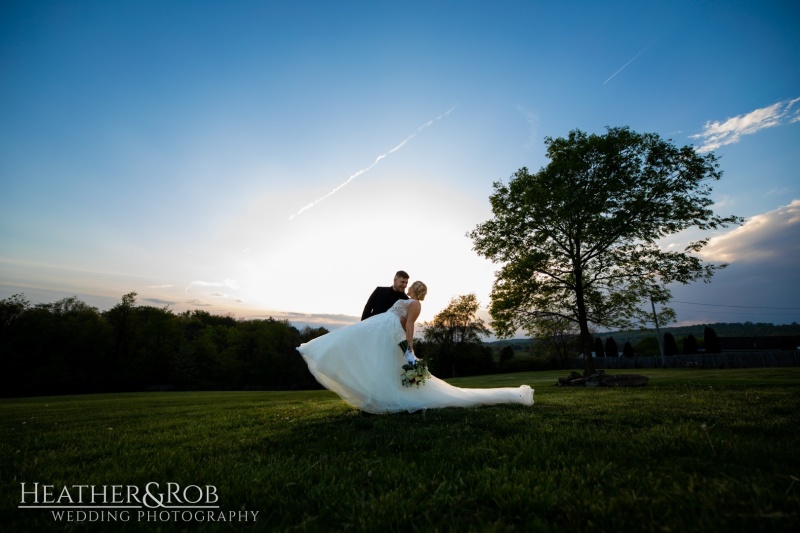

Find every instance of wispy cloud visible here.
[691,97,800,153]
[712,194,734,209]
[185,279,240,293]
[283,312,360,330]
[143,298,176,306]
[516,105,539,148]
[766,186,794,197]
[289,105,458,220]
[185,299,212,307]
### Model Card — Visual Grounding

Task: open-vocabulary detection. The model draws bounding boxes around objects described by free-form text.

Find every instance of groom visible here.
[361,270,410,320]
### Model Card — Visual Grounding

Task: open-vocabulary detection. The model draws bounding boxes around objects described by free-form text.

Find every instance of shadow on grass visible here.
[2,369,799,531]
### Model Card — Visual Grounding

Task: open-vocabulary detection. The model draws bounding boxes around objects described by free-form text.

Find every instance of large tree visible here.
[704,326,722,353]
[423,293,490,346]
[470,127,742,373]
[423,293,491,377]
[663,332,680,356]
[683,334,698,355]
[605,337,620,358]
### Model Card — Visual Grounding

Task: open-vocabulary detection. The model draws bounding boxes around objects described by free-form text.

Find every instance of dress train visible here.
[297,300,534,414]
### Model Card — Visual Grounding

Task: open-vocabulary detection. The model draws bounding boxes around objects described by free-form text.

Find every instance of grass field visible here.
[2,368,799,532]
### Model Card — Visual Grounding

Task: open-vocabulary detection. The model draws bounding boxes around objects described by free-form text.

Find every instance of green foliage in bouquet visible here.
[401,358,430,388]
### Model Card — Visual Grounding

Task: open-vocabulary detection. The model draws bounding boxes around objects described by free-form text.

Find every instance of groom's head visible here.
[393,271,409,293]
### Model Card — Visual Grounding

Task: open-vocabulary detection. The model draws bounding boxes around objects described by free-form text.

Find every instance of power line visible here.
[673,307,799,317]
[671,300,800,311]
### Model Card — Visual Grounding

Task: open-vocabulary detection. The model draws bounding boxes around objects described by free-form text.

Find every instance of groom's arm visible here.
[361,287,380,321]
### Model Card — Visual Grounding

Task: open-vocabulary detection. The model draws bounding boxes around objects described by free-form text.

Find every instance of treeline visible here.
[416,340,496,379]
[417,293,496,378]
[592,328,713,358]
[0,293,328,398]
[602,322,800,350]
[595,326,799,358]
[483,323,800,372]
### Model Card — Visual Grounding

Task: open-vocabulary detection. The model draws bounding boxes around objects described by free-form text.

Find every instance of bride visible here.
[297,281,534,414]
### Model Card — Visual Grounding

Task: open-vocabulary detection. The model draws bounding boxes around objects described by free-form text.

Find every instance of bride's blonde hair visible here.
[409,281,427,301]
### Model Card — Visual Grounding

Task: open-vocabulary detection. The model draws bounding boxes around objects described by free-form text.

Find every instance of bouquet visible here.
[401,358,430,388]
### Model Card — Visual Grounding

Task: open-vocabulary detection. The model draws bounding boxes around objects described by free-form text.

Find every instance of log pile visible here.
[556,370,649,387]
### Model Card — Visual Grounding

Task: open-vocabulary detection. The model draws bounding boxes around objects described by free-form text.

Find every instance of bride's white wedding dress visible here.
[297,299,534,414]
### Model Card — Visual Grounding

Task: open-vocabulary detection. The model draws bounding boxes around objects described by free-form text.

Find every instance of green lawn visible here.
[2,368,799,532]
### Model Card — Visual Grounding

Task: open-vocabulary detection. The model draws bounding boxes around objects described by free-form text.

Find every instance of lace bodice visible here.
[388,298,415,322]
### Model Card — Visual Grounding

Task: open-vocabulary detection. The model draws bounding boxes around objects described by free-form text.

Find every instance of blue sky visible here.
[1,0,799,331]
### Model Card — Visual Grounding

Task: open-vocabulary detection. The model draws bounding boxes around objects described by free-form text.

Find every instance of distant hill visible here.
[484,338,535,350]
[485,322,800,349]
[602,322,800,346]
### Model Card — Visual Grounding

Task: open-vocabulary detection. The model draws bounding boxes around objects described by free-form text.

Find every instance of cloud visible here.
[700,199,800,263]
[284,312,360,323]
[244,311,359,332]
[691,97,800,152]
[143,298,176,306]
[185,279,240,293]
[289,105,458,219]
[668,200,800,324]
[766,187,793,197]
[516,106,539,148]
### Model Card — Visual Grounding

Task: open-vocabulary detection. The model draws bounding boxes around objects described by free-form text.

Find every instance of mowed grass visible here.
[1,368,799,532]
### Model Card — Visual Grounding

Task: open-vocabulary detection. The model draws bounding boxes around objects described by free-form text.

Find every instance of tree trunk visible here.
[578,320,595,374]
[573,266,596,374]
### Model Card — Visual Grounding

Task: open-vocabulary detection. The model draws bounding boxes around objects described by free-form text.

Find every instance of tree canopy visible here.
[0,292,326,397]
[470,126,742,371]
[704,326,722,353]
[683,334,698,354]
[663,332,680,356]
[422,293,492,377]
[605,337,620,358]
[423,293,490,346]
[593,337,606,358]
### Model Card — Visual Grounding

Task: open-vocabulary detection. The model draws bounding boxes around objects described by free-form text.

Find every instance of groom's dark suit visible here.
[361,286,409,320]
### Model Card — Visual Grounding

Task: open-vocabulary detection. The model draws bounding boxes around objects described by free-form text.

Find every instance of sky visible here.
[1,0,799,334]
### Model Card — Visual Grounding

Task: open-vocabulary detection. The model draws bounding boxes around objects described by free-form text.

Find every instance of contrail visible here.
[289,104,458,220]
[603,35,662,85]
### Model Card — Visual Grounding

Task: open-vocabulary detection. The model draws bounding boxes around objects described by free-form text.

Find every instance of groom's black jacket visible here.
[361,287,409,321]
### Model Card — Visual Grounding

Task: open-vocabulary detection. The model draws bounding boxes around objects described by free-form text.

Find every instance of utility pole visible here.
[651,299,665,365]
